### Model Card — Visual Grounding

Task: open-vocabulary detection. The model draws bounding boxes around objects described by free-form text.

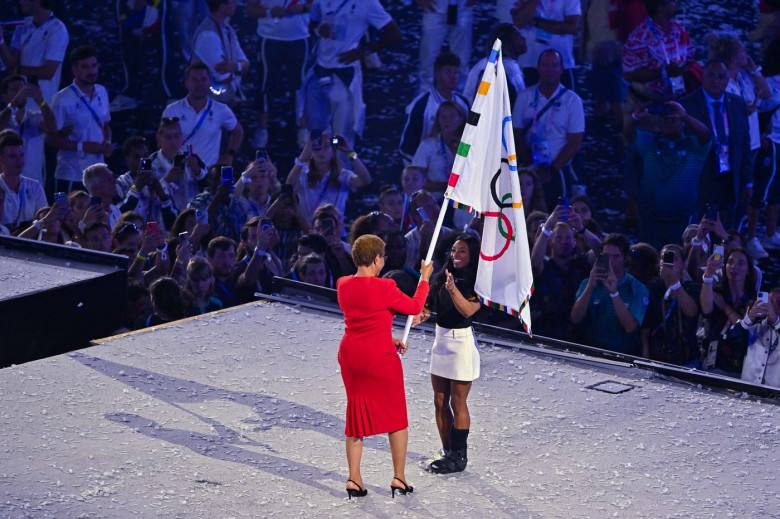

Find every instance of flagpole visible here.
[400,197,450,345]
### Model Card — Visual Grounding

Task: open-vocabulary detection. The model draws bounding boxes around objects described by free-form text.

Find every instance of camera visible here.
[557,196,569,220]
[331,136,342,147]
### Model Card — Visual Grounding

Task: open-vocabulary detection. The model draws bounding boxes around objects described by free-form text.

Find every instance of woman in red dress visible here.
[337,234,433,499]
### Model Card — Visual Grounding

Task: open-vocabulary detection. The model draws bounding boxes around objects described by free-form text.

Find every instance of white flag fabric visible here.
[444,39,533,332]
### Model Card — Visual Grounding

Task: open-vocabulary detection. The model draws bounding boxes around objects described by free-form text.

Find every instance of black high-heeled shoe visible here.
[346,479,367,500]
[390,476,413,498]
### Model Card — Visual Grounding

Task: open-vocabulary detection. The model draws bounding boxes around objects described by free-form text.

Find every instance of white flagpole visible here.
[400,196,450,344]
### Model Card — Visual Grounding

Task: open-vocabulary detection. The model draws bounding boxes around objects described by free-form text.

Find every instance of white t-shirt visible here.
[309,0,392,69]
[11,14,69,102]
[255,1,310,41]
[2,108,46,186]
[463,56,525,106]
[516,0,581,70]
[150,150,205,213]
[412,136,455,185]
[512,84,585,164]
[193,22,248,84]
[0,174,48,228]
[294,168,356,224]
[51,82,111,182]
[162,96,238,169]
[765,76,780,145]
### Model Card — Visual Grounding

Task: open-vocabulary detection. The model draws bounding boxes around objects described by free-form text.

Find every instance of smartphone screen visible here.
[596,254,609,271]
[146,221,159,235]
[221,166,234,184]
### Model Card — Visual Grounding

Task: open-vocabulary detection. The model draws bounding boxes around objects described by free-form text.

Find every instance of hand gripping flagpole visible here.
[400,198,450,345]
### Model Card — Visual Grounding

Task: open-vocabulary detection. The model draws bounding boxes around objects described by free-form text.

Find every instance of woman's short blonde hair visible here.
[352,234,385,267]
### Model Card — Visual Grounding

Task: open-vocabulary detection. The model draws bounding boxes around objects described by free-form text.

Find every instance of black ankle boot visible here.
[431,427,468,474]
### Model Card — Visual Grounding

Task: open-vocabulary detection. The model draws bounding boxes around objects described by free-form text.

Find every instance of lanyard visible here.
[183,99,213,144]
[69,85,104,131]
[327,0,352,16]
[21,14,55,48]
[646,17,680,66]
[532,85,565,134]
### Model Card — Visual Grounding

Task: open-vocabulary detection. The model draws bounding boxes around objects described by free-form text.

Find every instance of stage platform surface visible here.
[1,300,779,518]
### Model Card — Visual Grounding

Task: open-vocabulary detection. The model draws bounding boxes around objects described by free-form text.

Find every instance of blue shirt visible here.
[576,273,649,356]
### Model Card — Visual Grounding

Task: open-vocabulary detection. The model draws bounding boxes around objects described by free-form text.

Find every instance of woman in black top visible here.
[414,233,482,474]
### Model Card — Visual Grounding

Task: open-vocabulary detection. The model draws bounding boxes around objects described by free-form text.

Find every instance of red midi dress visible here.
[336,275,429,438]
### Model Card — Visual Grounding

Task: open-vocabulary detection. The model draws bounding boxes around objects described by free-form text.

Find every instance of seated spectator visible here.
[525,210,549,253]
[404,190,451,269]
[0,130,47,232]
[82,163,123,228]
[68,190,90,222]
[519,167,548,214]
[379,229,418,284]
[399,165,425,230]
[234,216,283,301]
[183,257,224,316]
[571,233,650,356]
[145,277,185,327]
[400,51,469,163]
[740,287,780,387]
[125,282,152,331]
[530,206,600,341]
[234,156,276,219]
[206,236,239,308]
[700,247,757,377]
[287,233,336,286]
[378,186,405,232]
[286,131,371,225]
[150,116,207,212]
[17,205,66,243]
[293,253,329,287]
[190,164,245,242]
[641,244,701,365]
[628,242,660,289]
[116,136,178,231]
[80,221,112,252]
[411,100,467,195]
[266,190,308,272]
[111,220,142,254]
[312,202,353,265]
[349,211,395,244]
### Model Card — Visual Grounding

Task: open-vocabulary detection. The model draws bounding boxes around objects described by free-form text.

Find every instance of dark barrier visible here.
[0,236,128,367]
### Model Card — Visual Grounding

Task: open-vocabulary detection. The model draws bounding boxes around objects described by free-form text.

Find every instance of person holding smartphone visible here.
[571,233,650,356]
[640,244,702,366]
[285,130,371,225]
[740,288,780,387]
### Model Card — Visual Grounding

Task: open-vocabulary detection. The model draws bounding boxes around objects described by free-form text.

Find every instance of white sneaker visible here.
[109,94,138,112]
[297,128,308,149]
[747,237,769,259]
[362,52,383,70]
[762,233,780,250]
[252,128,268,149]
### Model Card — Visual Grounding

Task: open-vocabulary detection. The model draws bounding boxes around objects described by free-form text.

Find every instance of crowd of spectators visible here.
[2,0,780,388]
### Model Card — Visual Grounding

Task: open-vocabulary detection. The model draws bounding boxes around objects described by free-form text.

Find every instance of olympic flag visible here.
[444,39,533,332]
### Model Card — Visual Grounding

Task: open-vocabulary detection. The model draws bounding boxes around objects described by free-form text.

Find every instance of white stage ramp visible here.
[1,300,778,518]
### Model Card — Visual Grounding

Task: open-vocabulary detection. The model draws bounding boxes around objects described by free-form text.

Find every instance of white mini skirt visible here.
[430,325,480,382]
